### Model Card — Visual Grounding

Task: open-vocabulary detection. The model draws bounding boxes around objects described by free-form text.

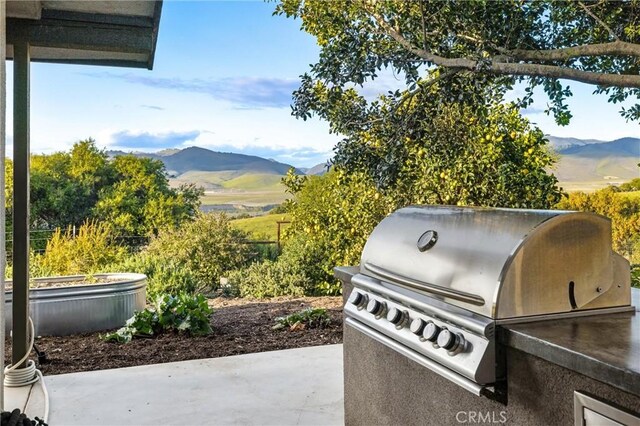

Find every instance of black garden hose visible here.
[0,409,47,426]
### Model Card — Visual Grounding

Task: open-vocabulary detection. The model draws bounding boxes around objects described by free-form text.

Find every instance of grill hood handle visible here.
[363,262,485,307]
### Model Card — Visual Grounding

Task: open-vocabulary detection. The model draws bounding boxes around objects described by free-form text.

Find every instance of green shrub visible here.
[620,178,640,192]
[226,232,345,298]
[268,204,289,214]
[33,220,127,276]
[276,170,393,296]
[278,234,340,295]
[6,251,55,281]
[556,187,640,262]
[273,308,330,330]
[250,242,279,263]
[145,213,254,293]
[227,259,310,298]
[102,293,213,343]
[107,253,197,300]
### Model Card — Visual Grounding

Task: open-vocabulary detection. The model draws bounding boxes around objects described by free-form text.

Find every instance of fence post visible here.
[277,222,281,253]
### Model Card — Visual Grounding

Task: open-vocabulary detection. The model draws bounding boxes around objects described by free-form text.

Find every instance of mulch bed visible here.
[5,297,343,376]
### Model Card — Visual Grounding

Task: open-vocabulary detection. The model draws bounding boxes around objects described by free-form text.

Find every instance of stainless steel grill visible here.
[344,205,633,398]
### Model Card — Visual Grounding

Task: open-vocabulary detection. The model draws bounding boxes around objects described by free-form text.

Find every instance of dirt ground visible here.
[5,297,343,376]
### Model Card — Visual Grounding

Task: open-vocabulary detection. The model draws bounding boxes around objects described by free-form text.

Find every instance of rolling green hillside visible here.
[551,137,639,192]
[199,191,290,207]
[160,146,299,175]
[222,173,285,191]
[232,214,290,240]
[171,171,286,192]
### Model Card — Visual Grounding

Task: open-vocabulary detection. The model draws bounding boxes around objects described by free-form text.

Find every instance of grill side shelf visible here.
[345,317,485,396]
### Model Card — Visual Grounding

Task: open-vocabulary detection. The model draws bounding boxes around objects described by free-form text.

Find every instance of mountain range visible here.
[109,146,301,176]
[547,136,639,188]
[109,136,638,192]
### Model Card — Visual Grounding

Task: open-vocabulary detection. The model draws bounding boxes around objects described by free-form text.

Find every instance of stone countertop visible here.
[499,288,640,397]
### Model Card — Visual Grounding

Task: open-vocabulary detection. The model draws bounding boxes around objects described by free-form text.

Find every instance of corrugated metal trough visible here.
[4,273,146,336]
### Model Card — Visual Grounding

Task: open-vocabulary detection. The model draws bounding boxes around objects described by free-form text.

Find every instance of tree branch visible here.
[366,7,640,88]
[393,69,460,113]
[578,1,619,41]
[490,61,640,88]
[507,40,640,61]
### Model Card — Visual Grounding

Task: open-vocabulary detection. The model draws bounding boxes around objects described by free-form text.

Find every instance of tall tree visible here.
[277,0,640,123]
[94,155,203,236]
[5,139,203,238]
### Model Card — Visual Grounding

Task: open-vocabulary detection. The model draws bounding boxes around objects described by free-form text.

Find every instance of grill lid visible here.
[360,206,630,319]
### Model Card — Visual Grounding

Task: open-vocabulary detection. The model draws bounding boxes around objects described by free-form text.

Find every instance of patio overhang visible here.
[0,0,163,413]
[6,0,162,69]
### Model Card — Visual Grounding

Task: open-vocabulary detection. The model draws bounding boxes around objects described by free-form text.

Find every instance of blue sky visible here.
[6,1,640,168]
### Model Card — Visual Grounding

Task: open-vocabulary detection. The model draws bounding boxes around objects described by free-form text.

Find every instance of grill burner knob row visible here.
[437,329,464,351]
[366,299,387,317]
[422,321,441,342]
[386,308,405,326]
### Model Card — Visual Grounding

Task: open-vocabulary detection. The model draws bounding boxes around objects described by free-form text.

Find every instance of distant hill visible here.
[556,137,639,158]
[157,147,300,175]
[550,136,639,190]
[107,147,304,191]
[546,136,607,150]
[306,162,331,175]
[108,146,299,175]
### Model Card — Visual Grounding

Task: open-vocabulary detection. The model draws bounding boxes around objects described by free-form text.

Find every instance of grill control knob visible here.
[437,329,463,351]
[348,291,367,308]
[409,318,426,335]
[366,299,386,317]
[386,308,405,326]
[422,321,441,342]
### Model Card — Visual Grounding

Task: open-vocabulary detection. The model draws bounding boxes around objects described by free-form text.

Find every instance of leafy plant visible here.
[33,220,127,277]
[102,293,213,343]
[273,308,330,331]
[107,253,197,300]
[619,178,640,192]
[144,213,254,293]
[226,257,311,299]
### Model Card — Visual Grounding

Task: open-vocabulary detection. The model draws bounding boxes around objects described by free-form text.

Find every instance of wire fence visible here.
[4,226,280,262]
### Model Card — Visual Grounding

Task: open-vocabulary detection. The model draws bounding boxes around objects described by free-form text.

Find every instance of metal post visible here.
[12,41,30,368]
[0,0,8,408]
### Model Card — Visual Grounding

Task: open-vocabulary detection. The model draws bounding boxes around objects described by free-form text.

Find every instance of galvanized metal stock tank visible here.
[4,273,147,336]
[360,206,631,319]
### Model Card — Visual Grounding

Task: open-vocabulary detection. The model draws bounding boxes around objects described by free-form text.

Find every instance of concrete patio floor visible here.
[5,344,344,425]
